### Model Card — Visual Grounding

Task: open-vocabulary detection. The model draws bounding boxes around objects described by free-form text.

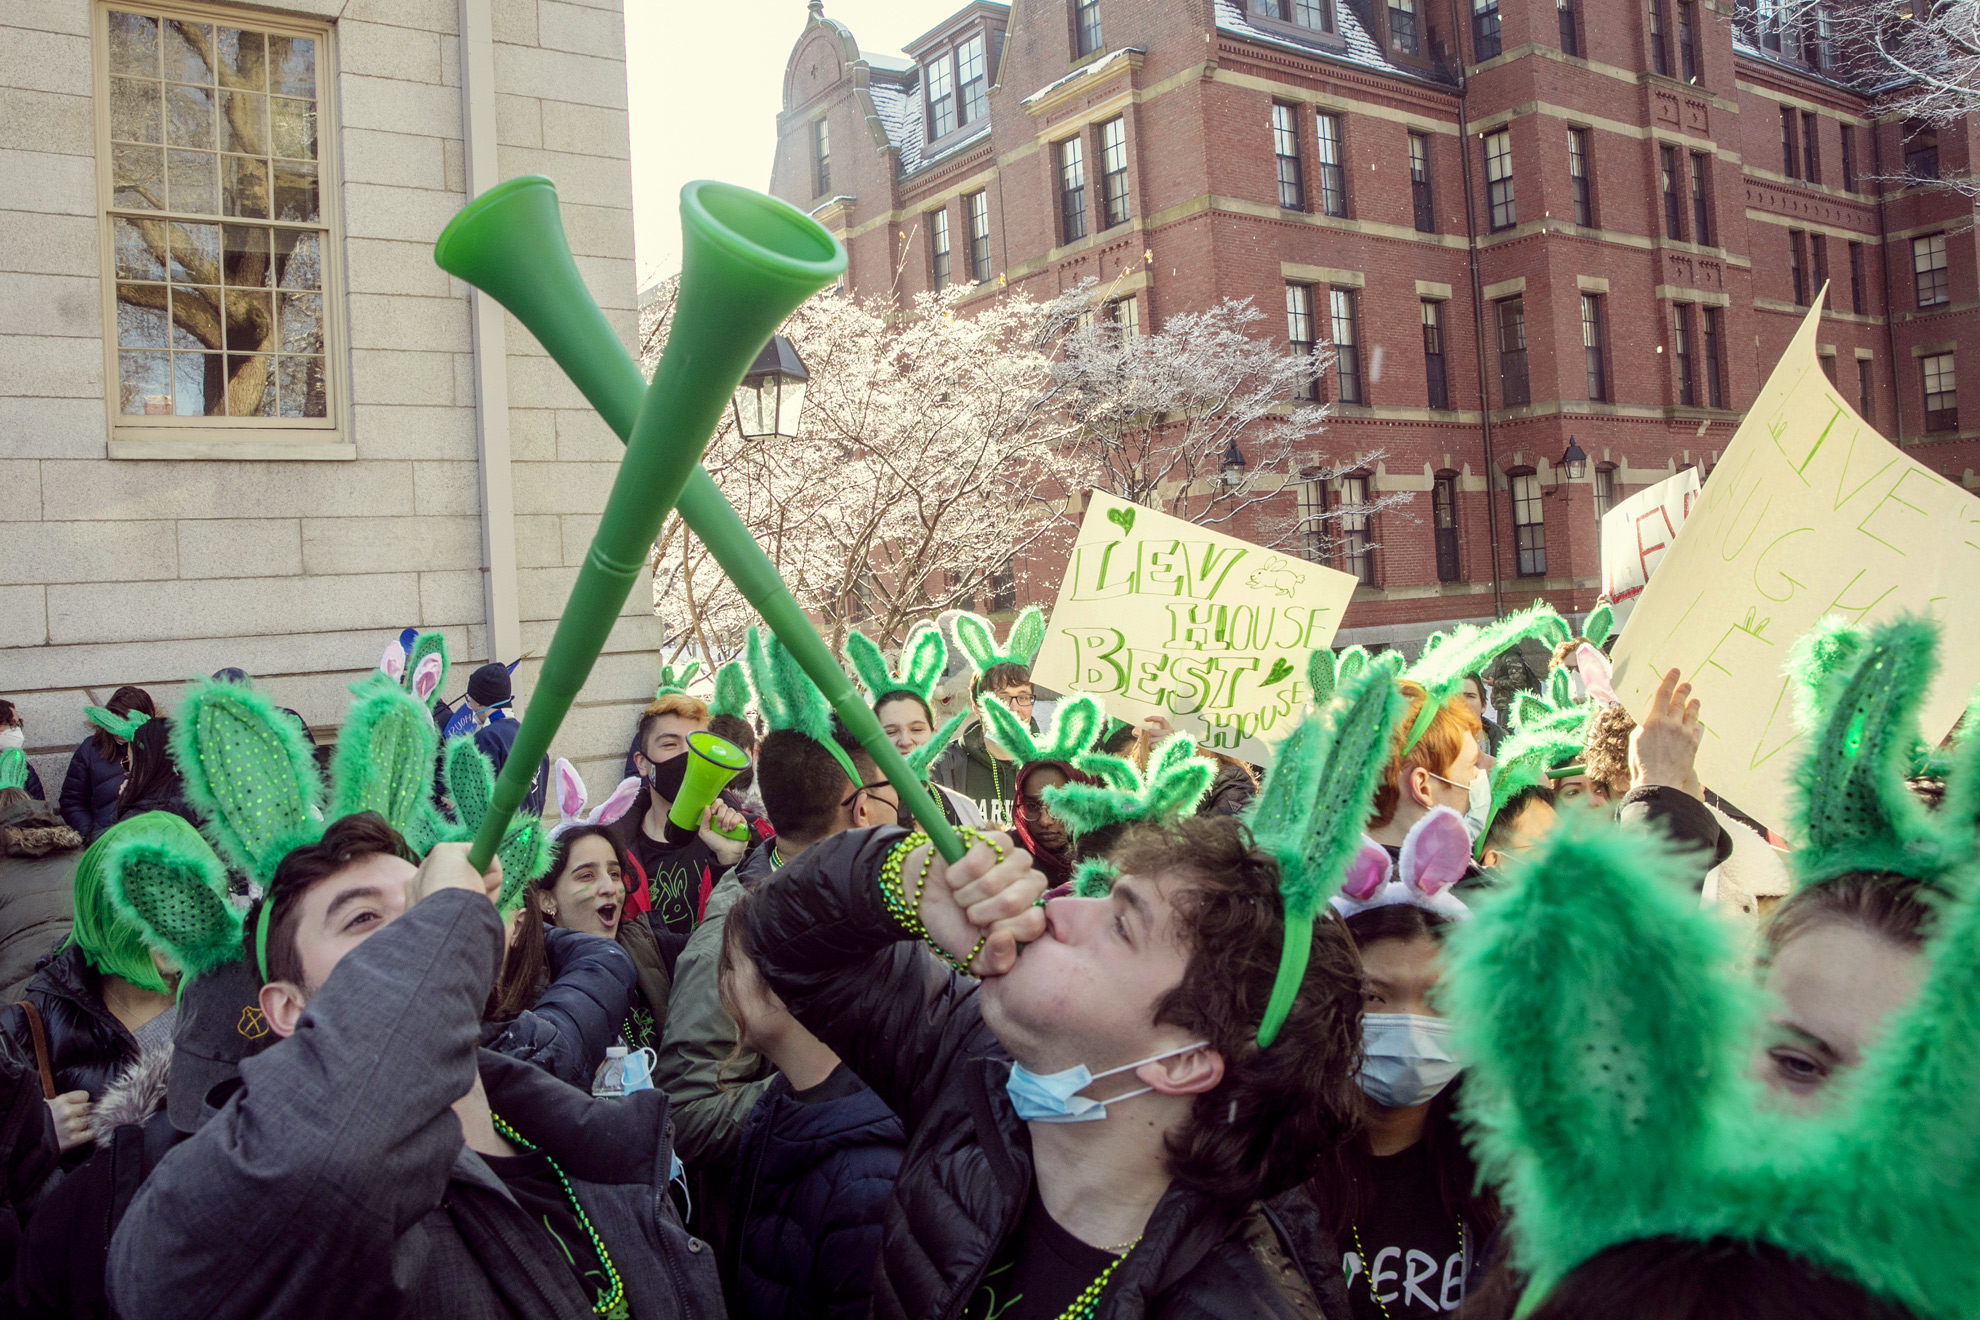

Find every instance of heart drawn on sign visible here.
[1259,657,1295,686]
[1106,505,1136,538]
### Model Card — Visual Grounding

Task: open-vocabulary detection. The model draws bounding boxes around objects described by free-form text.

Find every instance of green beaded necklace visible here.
[489,1112,628,1320]
[1056,1237,1139,1320]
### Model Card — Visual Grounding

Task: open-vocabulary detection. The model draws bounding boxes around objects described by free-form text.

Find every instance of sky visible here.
[624,0,957,289]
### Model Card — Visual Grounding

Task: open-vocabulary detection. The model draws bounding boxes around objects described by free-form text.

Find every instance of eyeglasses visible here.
[842,781,904,827]
[995,692,1035,710]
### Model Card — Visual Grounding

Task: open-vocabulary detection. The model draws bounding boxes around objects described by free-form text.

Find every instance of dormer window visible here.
[1260,0,1335,33]
[925,33,988,142]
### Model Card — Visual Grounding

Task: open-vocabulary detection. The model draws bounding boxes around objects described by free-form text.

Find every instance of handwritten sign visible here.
[1031,490,1358,763]
[1601,465,1702,604]
[1610,299,1980,837]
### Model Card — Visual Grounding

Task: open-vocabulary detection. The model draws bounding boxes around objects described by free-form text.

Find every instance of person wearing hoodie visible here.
[59,687,153,840]
[719,885,904,1320]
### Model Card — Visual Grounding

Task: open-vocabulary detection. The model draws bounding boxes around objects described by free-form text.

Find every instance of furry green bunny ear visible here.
[85,706,151,742]
[905,711,970,780]
[1306,647,1337,709]
[331,673,439,840]
[844,629,896,704]
[1336,646,1370,686]
[1582,603,1614,650]
[1004,607,1046,667]
[744,627,861,784]
[0,748,25,792]
[982,693,1106,768]
[950,612,1000,677]
[1045,735,1216,841]
[902,622,950,698]
[173,676,323,884]
[1475,723,1587,859]
[1072,856,1119,898]
[104,813,242,985]
[655,661,701,699]
[402,631,450,706]
[710,661,752,721]
[1400,601,1566,754]
[950,608,1044,677]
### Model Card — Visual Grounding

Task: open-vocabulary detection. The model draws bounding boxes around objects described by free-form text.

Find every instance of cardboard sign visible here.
[1610,300,1980,837]
[1030,490,1358,763]
[1601,466,1703,604]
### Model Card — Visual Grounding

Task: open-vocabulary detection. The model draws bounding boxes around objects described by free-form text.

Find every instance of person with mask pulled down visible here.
[1367,682,1490,892]
[611,692,751,948]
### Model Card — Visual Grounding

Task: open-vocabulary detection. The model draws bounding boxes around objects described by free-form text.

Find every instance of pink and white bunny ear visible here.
[1576,642,1618,707]
[552,759,588,829]
[1339,839,1393,901]
[378,638,407,681]
[410,651,444,703]
[1400,805,1473,898]
[584,776,643,831]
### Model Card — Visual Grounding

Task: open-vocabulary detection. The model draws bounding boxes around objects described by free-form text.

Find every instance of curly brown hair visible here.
[1581,703,1637,797]
[1112,815,1367,1211]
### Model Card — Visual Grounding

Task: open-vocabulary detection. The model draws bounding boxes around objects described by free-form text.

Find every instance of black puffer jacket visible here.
[744,828,1354,1320]
[479,926,637,1089]
[0,944,141,1101]
[58,744,124,841]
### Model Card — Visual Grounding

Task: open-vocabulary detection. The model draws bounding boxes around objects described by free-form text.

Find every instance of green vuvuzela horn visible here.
[434,176,966,864]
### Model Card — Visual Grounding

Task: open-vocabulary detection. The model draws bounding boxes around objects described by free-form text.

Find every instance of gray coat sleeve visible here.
[106,888,503,1320]
[652,873,772,1166]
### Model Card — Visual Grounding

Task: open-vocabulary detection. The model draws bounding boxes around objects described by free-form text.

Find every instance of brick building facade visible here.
[768,0,1977,649]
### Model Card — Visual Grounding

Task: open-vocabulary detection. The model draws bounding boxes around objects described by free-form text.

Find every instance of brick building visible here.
[769,0,1978,649]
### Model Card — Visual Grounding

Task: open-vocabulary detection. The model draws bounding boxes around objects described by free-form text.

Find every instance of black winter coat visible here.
[479,926,637,1090]
[729,1064,904,1320]
[745,827,1354,1320]
[0,945,141,1102]
[58,743,124,841]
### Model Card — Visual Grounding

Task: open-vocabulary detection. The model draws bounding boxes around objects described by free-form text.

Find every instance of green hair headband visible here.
[745,626,862,786]
[979,692,1107,767]
[1244,652,1406,1048]
[655,661,701,699]
[85,706,151,742]
[709,660,752,721]
[1041,735,1215,841]
[1398,602,1567,755]
[846,622,951,705]
[952,606,1046,678]
[0,748,26,792]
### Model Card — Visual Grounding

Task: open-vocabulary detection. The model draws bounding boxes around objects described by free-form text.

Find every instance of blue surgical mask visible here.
[1006,1041,1208,1123]
[621,1046,657,1094]
[1358,1013,1459,1109]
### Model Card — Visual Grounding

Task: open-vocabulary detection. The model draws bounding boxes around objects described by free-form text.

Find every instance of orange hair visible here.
[1369,680,1484,829]
[637,693,709,753]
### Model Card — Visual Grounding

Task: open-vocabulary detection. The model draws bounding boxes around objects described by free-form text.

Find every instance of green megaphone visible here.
[664,729,752,844]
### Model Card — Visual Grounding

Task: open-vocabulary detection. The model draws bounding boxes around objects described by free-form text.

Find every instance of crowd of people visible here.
[0,599,1969,1320]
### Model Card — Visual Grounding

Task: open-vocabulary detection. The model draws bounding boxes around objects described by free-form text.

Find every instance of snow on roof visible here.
[1213,0,1439,83]
[870,75,993,178]
[861,49,913,73]
[1021,45,1141,106]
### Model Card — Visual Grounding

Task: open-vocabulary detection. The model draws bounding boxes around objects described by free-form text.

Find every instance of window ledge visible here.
[108,433,356,461]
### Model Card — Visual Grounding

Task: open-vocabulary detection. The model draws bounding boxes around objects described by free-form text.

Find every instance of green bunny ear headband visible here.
[433,735,549,916]
[846,622,951,705]
[1400,601,1567,755]
[744,626,862,785]
[103,811,242,990]
[655,661,701,699]
[906,710,971,782]
[332,673,441,844]
[1244,652,1406,1048]
[951,606,1046,678]
[709,660,752,721]
[172,676,324,887]
[0,748,25,792]
[979,692,1107,768]
[1473,722,1587,860]
[1042,735,1216,842]
[85,706,151,742]
[1444,787,1980,1320]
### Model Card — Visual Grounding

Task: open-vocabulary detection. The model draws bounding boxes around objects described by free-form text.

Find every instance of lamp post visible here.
[1561,435,1588,480]
[730,334,811,441]
[1219,438,1248,488]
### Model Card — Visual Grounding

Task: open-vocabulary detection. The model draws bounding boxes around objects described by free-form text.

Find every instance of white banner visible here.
[1600,465,1702,604]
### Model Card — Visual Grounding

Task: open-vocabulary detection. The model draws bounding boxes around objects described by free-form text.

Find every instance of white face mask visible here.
[0,727,22,751]
[1358,1013,1460,1109]
[1431,767,1493,843]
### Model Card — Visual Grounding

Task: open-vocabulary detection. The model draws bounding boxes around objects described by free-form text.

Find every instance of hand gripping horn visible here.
[435,177,966,865]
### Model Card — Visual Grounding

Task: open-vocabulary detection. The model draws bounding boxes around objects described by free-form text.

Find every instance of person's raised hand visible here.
[1630,667,1704,800]
[701,801,748,867]
[905,833,1047,976]
[47,1091,92,1153]
[406,841,502,910]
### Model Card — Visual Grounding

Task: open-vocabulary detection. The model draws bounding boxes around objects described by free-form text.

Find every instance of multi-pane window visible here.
[927,35,987,140]
[927,49,957,138]
[1858,356,1874,419]
[966,191,992,283]
[1759,0,1783,50]
[1840,124,1856,191]
[929,207,951,289]
[1099,117,1130,228]
[1811,3,1835,66]
[1512,472,1547,576]
[958,36,988,124]
[1581,293,1607,402]
[1496,296,1529,407]
[1484,130,1515,230]
[1678,0,1698,80]
[1689,153,1711,244]
[1672,303,1697,406]
[1316,113,1347,218]
[1421,299,1449,409]
[1286,283,1319,400]
[1330,287,1363,404]
[1410,132,1435,232]
[1433,474,1462,582]
[1649,0,1671,75]
[1390,0,1420,56]
[1914,234,1950,308]
[1702,305,1725,407]
[1811,234,1829,306]
[1568,127,1593,227]
[1789,229,1807,305]
[1660,145,1684,240]
[107,8,332,424]
[1296,479,1328,563]
[812,117,831,196]
[1558,0,1579,56]
[1076,0,1103,56]
[1339,474,1375,584]
[1905,123,1940,180]
[1058,136,1087,243]
[1474,0,1502,60]
[1593,465,1617,519]
[1802,111,1820,183]
[1848,240,1864,314]
[1923,353,1958,432]
[1110,296,1139,338]
[1273,104,1305,210]
[1781,106,1798,177]
[1287,0,1335,32]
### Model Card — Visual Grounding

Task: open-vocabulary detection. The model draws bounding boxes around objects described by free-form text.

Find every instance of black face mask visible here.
[648,750,689,803]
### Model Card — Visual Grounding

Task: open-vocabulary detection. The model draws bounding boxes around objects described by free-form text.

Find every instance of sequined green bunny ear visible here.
[85,706,151,742]
[980,692,1106,768]
[1247,652,1406,1047]
[438,735,547,915]
[1581,602,1614,651]
[330,673,439,842]
[952,606,1046,677]
[846,622,951,704]
[0,748,25,792]
[1787,615,1943,885]
[1043,735,1216,842]
[1474,723,1587,860]
[103,811,241,987]
[709,660,752,721]
[1399,601,1567,755]
[745,626,861,784]
[1336,645,1372,686]
[172,676,323,886]
[1306,648,1337,709]
[655,661,701,699]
